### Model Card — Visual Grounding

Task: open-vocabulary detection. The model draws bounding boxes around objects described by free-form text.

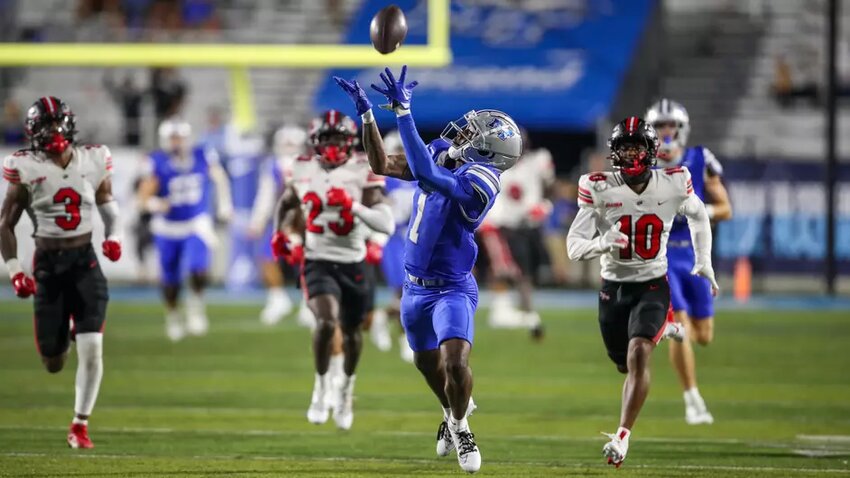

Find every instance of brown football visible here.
[370,5,408,54]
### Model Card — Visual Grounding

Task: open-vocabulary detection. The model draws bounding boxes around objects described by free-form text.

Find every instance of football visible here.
[369,5,407,54]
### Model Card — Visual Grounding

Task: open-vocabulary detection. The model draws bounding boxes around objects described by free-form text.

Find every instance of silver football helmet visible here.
[440,109,522,171]
[645,98,690,159]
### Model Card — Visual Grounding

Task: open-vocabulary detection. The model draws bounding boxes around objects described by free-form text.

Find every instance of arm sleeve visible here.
[678,193,713,266]
[249,173,277,231]
[2,155,21,184]
[98,200,123,241]
[352,202,396,235]
[567,207,606,261]
[396,113,469,201]
[208,162,233,217]
[567,175,606,261]
[703,147,723,177]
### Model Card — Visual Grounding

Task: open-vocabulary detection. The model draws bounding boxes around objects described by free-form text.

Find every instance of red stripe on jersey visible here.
[578,192,592,200]
[3,173,20,183]
[666,167,684,175]
[578,186,592,195]
[578,196,593,204]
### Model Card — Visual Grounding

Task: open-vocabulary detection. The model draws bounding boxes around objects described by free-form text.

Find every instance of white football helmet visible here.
[441,109,522,171]
[274,125,308,158]
[382,130,404,155]
[645,98,690,160]
[158,118,192,152]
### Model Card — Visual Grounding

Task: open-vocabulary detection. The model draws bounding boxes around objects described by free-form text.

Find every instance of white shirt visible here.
[488,148,555,228]
[566,167,712,282]
[3,145,112,238]
[289,154,385,263]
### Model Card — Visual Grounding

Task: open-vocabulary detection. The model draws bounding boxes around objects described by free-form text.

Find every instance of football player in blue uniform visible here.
[336,66,522,474]
[138,119,233,341]
[646,99,732,425]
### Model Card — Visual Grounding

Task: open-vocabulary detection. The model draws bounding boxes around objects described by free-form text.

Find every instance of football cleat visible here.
[332,375,355,430]
[399,336,415,364]
[602,431,629,468]
[165,311,185,342]
[259,290,292,326]
[663,321,686,342]
[685,405,714,425]
[67,423,94,449]
[451,428,481,473]
[369,309,392,352]
[185,313,209,336]
[307,375,330,425]
[437,398,477,457]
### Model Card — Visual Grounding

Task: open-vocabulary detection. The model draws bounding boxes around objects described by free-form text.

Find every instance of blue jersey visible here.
[150,147,213,222]
[403,140,501,282]
[668,146,723,243]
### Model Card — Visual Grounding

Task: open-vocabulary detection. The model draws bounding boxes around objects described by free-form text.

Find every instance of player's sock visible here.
[74,333,103,418]
[369,308,392,352]
[165,309,185,342]
[185,291,209,336]
[684,387,702,406]
[72,417,88,426]
[329,354,345,390]
[448,415,469,433]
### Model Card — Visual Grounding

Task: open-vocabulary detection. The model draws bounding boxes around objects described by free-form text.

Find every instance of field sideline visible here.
[0,300,848,477]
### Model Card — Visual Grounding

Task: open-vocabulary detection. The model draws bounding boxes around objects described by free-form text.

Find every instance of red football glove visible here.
[11,272,35,299]
[102,239,122,262]
[286,244,305,266]
[271,231,305,266]
[529,201,552,223]
[326,187,353,210]
[271,231,290,261]
[365,241,383,265]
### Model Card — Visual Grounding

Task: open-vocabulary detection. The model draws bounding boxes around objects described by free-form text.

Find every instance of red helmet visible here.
[309,110,357,167]
[25,96,77,154]
[607,116,659,185]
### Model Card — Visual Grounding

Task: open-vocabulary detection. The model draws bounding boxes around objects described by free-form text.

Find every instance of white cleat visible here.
[663,320,686,342]
[450,427,481,473]
[185,313,209,336]
[307,374,330,425]
[297,300,317,329]
[260,289,292,326]
[488,307,525,329]
[399,336,415,364]
[369,309,392,352]
[685,405,715,425]
[602,431,629,468]
[332,375,355,430]
[165,311,185,342]
[436,398,477,457]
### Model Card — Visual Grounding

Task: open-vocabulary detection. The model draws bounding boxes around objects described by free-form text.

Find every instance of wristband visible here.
[361,109,375,124]
[5,258,22,279]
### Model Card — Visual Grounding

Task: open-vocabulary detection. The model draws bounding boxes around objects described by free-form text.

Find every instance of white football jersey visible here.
[2,145,112,239]
[289,154,384,263]
[488,148,555,228]
[576,167,694,282]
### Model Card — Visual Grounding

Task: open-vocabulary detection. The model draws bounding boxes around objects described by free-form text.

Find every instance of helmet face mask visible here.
[645,99,690,163]
[608,117,659,186]
[25,96,76,155]
[310,110,356,167]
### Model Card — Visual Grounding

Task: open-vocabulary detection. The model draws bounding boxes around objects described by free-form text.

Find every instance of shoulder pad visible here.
[579,172,616,194]
[463,164,501,201]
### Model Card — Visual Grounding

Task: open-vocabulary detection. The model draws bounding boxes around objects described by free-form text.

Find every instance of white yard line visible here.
[1,451,849,474]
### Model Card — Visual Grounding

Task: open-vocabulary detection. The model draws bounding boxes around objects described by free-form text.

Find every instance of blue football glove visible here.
[370,65,419,111]
[333,76,373,116]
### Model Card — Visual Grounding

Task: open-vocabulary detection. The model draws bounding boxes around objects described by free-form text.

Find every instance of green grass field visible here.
[0,299,849,477]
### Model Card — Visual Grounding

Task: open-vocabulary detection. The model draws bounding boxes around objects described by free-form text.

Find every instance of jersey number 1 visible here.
[408,192,427,244]
[53,187,82,231]
[617,214,663,260]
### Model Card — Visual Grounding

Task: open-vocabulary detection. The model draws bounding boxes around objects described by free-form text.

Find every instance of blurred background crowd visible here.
[0,0,848,295]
